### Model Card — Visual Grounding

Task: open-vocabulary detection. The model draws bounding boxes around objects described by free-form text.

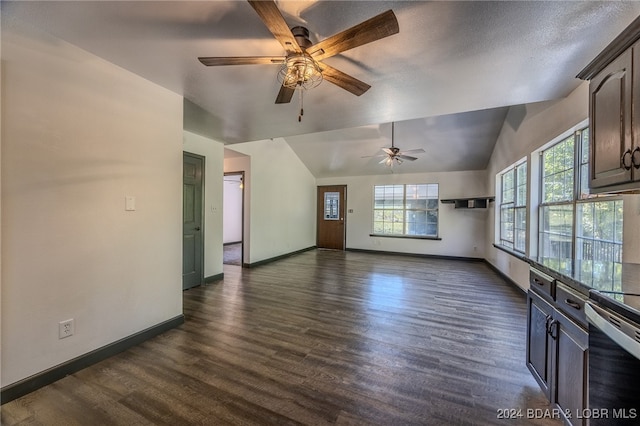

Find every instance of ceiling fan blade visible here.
[361,154,386,158]
[248,0,302,55]
[397,155,418,161]
[382,148,394,155]
[319,64,371,96]
[275,85,295,104]
[198,56,285,66]
[307,10,399,61]
[399,148,426,155]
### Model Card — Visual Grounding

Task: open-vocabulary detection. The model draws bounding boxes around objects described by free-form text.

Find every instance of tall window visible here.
[539,127,623,290]
[499,160,527,253]
[373,184,439,237]
[539,135,576,275]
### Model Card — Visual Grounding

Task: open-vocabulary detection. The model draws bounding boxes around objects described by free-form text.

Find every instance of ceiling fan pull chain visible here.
[298,89,304,122]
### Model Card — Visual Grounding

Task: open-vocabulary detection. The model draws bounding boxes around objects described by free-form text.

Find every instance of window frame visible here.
[498,159,527,254]
[537,126,624,289]
[371,183,440,239]
[538,133,578,275]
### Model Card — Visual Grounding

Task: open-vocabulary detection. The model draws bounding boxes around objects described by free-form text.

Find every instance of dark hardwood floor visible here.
[223,242,242,266]
[1,250,561,425]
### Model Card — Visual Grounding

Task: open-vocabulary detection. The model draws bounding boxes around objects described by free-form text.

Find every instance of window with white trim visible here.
[499,160,527,253]
[372,184,439,237]
[538,127,623,291]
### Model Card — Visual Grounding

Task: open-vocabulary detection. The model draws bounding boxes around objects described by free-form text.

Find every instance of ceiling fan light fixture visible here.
[277,53,323,90]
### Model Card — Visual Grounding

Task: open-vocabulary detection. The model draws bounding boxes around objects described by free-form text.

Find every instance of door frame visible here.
[183,151,205,289]
[223,170,245,266]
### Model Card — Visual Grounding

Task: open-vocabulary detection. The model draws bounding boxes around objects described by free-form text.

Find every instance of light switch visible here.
[125,196,136,211]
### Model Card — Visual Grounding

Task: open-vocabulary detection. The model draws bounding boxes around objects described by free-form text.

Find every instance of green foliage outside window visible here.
[539,128,623,290]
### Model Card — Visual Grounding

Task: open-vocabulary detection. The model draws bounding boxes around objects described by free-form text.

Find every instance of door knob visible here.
[194,226,201,231]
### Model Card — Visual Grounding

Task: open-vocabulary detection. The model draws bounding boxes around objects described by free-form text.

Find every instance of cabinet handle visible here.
[621,149,633,170]
[548,319,559,340]
[564,298,581,310]
[533,278,545,286]
[632,146,640,169]
[545,314,553,333]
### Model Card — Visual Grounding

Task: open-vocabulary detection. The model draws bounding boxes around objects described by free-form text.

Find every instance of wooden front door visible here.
[317,185,346,250]
[183,152,204,290]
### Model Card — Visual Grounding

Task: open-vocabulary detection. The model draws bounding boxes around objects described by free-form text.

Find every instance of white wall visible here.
[485,82,640,290]
[318,170,488,258]
[223,175,243,244]
[1,10,4,379]
[1,18,183,386]
[224,139,316,264]
[224,154,251,262]
[183,131,224,279]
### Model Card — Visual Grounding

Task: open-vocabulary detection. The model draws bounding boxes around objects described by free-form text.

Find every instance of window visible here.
[539,134,576,275]
[499,160,527,253]
[373,184,439,237]
[538,127,623,290]
[575,200,623,291]
[324,192,340,220]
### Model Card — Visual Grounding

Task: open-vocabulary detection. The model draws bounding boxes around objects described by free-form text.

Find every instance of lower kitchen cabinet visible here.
[527,290,554,399]
[527,289,589,426]
[553,309,588,426]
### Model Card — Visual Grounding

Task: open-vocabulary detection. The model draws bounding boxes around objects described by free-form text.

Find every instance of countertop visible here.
[528,257,640,325]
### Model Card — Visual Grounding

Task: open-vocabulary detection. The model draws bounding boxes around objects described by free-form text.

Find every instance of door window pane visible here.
[324,192,340,220]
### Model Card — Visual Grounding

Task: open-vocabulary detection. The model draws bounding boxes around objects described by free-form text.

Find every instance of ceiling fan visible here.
[363,122,425,167]
[198,0,399,115]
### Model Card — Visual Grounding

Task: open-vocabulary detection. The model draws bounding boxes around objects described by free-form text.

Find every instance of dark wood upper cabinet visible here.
[589,50,633,189]
[578,16,640,193]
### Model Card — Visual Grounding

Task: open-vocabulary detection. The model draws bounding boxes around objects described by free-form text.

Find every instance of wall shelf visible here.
[440,197,495,209]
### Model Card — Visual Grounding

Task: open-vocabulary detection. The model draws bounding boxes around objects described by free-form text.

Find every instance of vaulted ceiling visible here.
[4,1,640,177]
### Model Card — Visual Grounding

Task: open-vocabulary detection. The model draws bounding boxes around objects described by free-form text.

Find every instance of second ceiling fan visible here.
[363,122,425,167]
[198,0,399,108]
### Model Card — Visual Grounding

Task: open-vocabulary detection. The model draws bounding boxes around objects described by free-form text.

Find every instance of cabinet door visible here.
[526,291,554,399]
[552,311,588,426]
[590,49,633,189]
[632,41,640,183]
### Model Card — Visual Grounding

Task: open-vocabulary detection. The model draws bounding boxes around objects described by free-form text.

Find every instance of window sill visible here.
[493,243,527,262]
[370,234,442,241]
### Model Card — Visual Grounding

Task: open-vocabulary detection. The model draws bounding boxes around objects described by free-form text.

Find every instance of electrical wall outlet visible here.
[59,319,74,339]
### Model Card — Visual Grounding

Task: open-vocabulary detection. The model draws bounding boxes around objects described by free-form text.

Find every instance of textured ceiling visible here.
[3,1,640,177]
[285,107,510,177]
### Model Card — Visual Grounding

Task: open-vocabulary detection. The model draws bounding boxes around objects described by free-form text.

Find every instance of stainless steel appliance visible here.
[586,293,640,425]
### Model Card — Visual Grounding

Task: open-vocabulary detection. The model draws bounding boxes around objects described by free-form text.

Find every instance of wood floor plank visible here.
[2,250,561,425]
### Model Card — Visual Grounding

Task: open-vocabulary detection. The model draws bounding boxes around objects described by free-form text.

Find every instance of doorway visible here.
[317,185,346,250]
[223,171,244,266]
[183,152,204,290]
